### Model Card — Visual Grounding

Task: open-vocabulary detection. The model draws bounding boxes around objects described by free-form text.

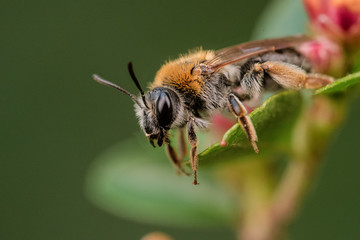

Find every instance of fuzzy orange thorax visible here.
[152,50,215,95]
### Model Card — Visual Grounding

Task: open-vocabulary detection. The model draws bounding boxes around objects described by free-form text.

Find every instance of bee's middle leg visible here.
[187,117,199,185]
[228,93,259,153]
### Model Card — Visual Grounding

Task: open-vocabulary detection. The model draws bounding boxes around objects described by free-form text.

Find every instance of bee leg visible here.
[254,61,307,90]
[254,61,334,89]
[187,117,199,185]
[165,140,190,176]
[178,128,187,159]
[304,73,334,89]
[228,93,259,153]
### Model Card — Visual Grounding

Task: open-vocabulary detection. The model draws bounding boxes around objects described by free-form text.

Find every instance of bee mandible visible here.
[93,35,334,185]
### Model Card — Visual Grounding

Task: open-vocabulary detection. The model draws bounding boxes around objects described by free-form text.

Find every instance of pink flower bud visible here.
[298,36,346,76]
[303,0,360,46]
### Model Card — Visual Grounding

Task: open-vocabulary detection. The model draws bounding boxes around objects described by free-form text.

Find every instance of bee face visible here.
[135,87,181,147]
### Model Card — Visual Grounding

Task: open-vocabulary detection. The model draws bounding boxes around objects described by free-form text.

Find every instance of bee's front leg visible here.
[165,138,190,176]
[228,93,259,153]
[187,117,199,185]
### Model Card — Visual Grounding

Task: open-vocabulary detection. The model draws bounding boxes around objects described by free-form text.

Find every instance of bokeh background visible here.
[1,0,360,239]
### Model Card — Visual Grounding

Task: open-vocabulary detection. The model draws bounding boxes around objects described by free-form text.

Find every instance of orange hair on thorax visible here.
[152,50,215,95]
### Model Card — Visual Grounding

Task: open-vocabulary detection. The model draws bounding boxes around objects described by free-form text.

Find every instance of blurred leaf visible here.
[86,138,237,228]
[315,72,360,95]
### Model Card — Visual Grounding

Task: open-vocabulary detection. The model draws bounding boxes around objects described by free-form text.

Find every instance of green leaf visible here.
[199,91,303,165]
[315,72,360,95]
[86,138,237,228]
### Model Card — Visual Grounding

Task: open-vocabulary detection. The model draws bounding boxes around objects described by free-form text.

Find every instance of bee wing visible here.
[204,35,311,73]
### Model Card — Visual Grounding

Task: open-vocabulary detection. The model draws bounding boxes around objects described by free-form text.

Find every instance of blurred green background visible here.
[1,0,360,240]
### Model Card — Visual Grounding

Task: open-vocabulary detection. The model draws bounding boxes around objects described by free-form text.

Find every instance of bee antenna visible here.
[92,74,141,106]
[128,62,149,108]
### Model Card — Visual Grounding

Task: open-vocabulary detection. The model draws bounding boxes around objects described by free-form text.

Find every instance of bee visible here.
[93,35,334,185]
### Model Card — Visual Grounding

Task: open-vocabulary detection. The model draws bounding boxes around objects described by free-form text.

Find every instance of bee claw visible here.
[149,139,156,148]
[192,170,199,185]
[157,138,163,147]
[252,141,259,153]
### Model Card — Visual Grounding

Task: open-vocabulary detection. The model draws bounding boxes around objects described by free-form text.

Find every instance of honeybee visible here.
[93,35,333,185]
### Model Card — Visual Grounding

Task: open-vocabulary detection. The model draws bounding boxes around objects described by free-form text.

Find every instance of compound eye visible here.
[156,92,173,128]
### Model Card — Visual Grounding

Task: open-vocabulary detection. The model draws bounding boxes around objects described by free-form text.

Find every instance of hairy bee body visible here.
[146,48,311,129]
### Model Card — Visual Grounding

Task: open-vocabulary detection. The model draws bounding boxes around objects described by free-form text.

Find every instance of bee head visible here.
[93,62,182,148]
[135,87,180,147]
